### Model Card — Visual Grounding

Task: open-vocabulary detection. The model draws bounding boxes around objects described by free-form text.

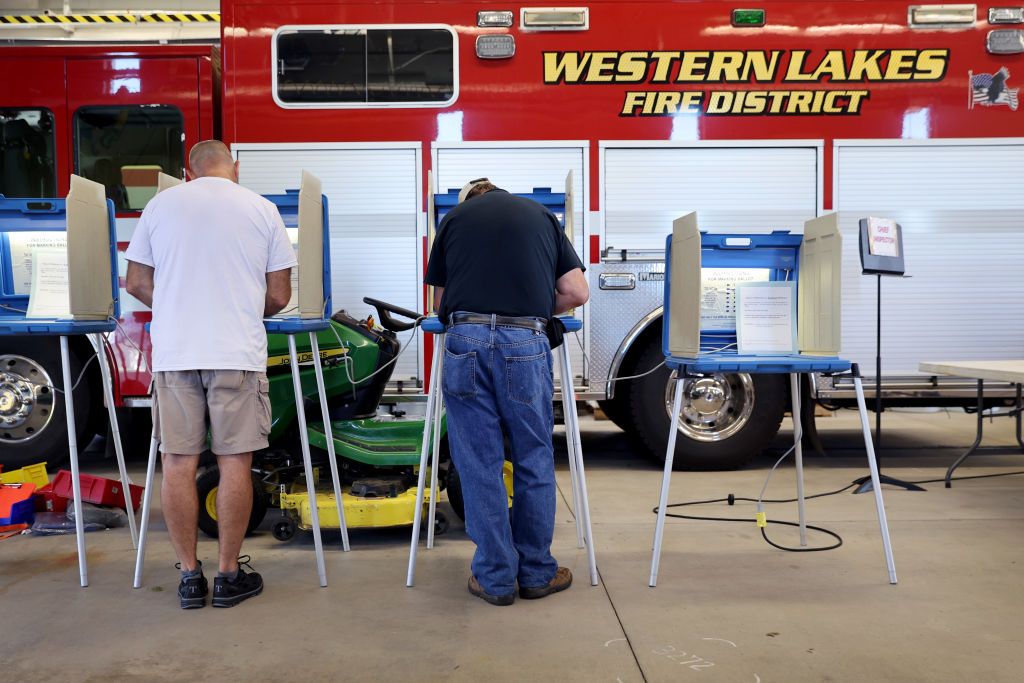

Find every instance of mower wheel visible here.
[434,511,450,536]
[195,467,268,539]
[446,465,465,522]
[272,517,297,542]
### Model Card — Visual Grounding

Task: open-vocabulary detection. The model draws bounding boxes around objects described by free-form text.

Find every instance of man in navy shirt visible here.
[425,178,589,606]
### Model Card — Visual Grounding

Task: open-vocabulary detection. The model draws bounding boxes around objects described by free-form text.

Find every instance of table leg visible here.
[790,373,807,546]
[853,371,898,585]
[133,434,159,588]
[287,335,327,587]
[556,349,585,549]
[650,376,685,588]
[60,336,88,587]
[1015,384,1023,450]
[406,336,441,587]
[946,379,985,488]
[93,334,138,548]
[309,332,350,552]
[559,342,598,586]
[427,336,445,549]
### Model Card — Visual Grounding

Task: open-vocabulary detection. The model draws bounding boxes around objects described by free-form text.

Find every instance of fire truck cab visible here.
[2,2,1023,471]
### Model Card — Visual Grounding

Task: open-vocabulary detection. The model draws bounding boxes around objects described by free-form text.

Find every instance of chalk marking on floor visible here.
[702,637,738,648]
[605,638,627,648]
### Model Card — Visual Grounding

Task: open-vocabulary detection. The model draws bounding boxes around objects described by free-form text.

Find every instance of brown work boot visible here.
[468,576,515,606]
[519,567,572,600]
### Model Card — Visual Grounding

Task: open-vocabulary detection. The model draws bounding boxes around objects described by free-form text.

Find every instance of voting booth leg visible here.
[406,335,442,587]
[133,434,160,588]
[309,332,350,552]
[789,374,808,546]
[650,377,686,587]
[287,335,327,587]
[426,344,445,550]
[59,336,89,587]
[93,334,138,549]
[556,351,585,548]
[558,342,599,586]
[853,371,898,585]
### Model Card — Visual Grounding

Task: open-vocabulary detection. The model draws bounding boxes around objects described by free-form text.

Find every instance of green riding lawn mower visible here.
[197,297,469,542]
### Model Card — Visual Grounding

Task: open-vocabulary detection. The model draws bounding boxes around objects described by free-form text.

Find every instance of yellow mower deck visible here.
[280,462,514,530]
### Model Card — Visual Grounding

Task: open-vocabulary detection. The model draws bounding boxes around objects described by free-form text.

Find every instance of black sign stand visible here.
[853,218,925,494]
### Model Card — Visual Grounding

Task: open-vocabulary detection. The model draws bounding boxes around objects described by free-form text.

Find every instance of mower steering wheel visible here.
[363,297,421,332]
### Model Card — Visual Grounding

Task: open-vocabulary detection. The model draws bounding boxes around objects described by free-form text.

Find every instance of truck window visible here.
[73,105,185,211]
[0,108,56,199]
[275,26,456,106]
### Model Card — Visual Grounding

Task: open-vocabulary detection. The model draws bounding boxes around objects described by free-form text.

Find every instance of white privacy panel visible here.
[603,146,819,248]
[434,144,589,380]
[237,146,421,383]
[835,142,1024,377]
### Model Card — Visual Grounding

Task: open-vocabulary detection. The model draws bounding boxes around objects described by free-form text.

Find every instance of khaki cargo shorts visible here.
[152,370,271,455]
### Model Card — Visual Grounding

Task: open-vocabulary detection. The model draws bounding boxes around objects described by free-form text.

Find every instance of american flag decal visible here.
[969,68,1019,111]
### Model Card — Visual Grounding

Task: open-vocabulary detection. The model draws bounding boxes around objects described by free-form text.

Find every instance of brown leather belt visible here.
[448,312,547,333]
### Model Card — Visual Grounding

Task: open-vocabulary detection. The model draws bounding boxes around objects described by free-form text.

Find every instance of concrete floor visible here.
[3,409,1023,682]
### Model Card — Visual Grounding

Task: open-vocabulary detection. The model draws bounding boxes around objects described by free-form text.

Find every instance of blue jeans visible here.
[442,321,558,596]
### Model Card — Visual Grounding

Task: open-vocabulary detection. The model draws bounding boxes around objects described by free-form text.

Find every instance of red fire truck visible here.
[2,2,1023,471]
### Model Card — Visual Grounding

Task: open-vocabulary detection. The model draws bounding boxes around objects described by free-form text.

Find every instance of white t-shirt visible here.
[125,176,298,372]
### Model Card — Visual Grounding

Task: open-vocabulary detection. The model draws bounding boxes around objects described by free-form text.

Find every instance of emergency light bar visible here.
[477,10,513,27]
[987,28,1024,52]
[908,4,976,28]
[989,7,1024,23]
[521,7,589,30]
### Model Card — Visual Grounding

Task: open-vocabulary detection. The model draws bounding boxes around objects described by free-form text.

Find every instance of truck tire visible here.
[597,393,634,433]
[195,467,268,539]
[0,338,93,470]
[626,337,786,470]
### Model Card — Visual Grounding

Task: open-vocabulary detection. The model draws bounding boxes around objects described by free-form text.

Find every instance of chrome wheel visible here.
[0,355,56,443]
[665,372,755,442]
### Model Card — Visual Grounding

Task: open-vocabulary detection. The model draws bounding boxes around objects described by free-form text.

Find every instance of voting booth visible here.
[406,172,598,588]
[0,176,137,587]
[133,171,349,590]
[650,213,898,587]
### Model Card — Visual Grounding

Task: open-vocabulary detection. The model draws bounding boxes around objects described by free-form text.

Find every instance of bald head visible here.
[188,140,237,181]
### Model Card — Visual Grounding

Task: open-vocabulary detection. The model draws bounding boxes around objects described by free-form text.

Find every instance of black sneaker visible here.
[175,562,208,610]
[212,556,263,608]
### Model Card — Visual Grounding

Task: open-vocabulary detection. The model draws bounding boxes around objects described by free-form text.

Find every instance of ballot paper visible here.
[867,217,900,258]
[700,268,771,329]
[8,232,68,295]
[26,247,72,319]
[735,281,796,355]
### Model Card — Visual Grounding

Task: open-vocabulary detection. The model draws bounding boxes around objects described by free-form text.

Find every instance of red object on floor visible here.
[50,470,143,511]
[34,483,68,513]
[0,482,37,526]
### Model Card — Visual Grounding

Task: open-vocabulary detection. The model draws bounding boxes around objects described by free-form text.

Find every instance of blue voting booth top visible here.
[0,195,118,336]
[662,230,850,375]
[261,189,332,334]
[434,187,567,225]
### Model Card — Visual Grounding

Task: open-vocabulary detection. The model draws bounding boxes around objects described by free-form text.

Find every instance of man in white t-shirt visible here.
[126,140,296,609]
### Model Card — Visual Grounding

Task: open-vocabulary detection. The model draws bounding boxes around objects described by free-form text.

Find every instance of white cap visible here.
[458,177,490,203]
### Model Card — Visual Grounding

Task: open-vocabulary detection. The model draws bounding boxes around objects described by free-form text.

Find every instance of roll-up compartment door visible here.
[835,142,1024,376]
[237,146,421,383]
[603,146,819,248]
